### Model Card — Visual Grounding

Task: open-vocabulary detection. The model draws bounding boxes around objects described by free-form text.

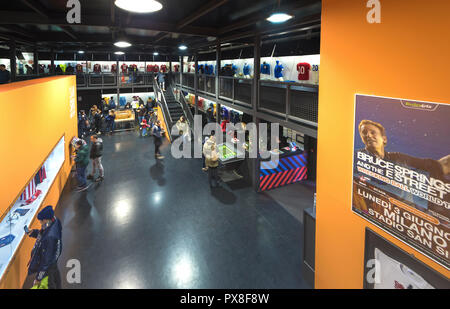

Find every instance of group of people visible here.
[73,135,104,192]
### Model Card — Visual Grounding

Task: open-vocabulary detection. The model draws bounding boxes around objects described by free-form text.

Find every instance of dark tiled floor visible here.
[32,131,311,289]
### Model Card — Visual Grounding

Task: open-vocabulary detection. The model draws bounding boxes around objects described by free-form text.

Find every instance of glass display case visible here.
[0,136,65,279]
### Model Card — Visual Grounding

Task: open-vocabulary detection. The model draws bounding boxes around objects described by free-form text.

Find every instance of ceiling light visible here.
[178,45,187,51]
[267,12,293,24]
[115,51,125,55]
[115,0,163,13]
[78,51,84,54]
[114,41,132,48]
[153,52,159,56]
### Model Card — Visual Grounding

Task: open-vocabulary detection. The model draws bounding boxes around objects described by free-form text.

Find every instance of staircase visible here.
[164,89,184,128]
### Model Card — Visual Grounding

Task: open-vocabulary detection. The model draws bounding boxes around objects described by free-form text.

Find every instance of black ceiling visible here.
[0,0,321,57]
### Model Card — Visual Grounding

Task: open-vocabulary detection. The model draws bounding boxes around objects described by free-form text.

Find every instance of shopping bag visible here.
[31,276,49,289]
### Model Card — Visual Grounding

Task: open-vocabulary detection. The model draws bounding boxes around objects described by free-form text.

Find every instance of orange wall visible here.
[0,76,77,288]
[316,0,450,288]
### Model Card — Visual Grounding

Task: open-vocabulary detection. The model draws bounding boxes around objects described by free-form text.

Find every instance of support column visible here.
[34,46,39,77]
[215,41,221,123]
[50,49,55,75]
[180,55,183,87]
[194,52,199,115]
[9,40,16,82]
[116,59,120,105]
[252,34,261,192]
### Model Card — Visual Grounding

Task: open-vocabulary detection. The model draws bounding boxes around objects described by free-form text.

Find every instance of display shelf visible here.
[0,136,65,280]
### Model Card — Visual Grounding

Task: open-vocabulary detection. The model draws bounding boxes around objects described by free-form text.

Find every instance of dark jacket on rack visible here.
[75,144,90,167]
[28,218,62,281]
[90,138,103,159]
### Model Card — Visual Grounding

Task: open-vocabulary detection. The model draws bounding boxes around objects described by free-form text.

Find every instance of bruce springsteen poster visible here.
[352,95,450,269]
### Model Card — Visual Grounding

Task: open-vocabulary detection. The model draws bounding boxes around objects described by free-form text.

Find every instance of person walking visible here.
[0,64,11,84]
[105,109,116,134]
[74,139,90,192]
[152,120,165,159]
[203,134,221,188]
[26,205,62,289]
[155,69,166,91]
[175,116,190,146]
[93,109,103,134]
[87,135,104,182]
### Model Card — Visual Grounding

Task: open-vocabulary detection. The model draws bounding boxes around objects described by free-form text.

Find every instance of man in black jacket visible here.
[87,135,104,182]
[26,205,62,289]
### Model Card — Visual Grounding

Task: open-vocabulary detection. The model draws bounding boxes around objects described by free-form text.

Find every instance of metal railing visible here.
[175,73,318,127]
[153,78,173,142]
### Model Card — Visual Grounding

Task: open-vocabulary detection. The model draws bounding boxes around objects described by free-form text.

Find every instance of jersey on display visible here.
[34,165,47,185]
[111,64,117,73]
[0,235,15,248]
[374,248,435,289]
[76,64,83,73]
[160,65,167,73]
[174,64,180,72]
[243,64,251,76]
[261,62,271,75]
[153,65,159,73]
[297,62,311,81]
[93,64,101,73]
[20,178,36,201]
[121,64,128,73]
[274,61,284,78]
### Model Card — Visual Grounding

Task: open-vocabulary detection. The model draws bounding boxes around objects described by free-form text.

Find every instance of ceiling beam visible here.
[20,0,48,18]
[154,0,228,43]
[177,0,229,29]
[0,11,218,37]
[0,25,35,39]
[194,14,321,49]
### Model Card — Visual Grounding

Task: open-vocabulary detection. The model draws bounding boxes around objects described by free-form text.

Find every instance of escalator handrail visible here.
[153,79,173,142]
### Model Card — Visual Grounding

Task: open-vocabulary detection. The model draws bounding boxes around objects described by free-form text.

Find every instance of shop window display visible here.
[0,136,65,279]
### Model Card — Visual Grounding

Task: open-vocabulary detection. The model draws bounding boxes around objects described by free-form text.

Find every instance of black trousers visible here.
[154,137,162,156]
[208,166,220,187]
[47,263,62,289]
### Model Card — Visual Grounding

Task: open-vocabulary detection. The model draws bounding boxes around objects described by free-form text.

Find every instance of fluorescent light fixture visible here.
[267,12,293,24]
[114,51,125,55]
[153,52,159,56]
[114,41,132,48]
[115,0,163,13]
[78,51,85,54]
[178,45,187,51]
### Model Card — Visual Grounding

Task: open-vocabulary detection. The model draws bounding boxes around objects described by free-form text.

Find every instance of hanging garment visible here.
[20,178,36,201]
[243,64,251,76]
[274,61,284,78]
[261,62,271,75]
[297,62,311,81]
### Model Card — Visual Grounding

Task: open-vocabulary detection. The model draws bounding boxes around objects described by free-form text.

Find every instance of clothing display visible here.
[243,63,251,76]
[34,165,47,185]
[261,62,271,75]
[20,179,36,201]
[147,64,154,72]
[160,65,167,73]
[121,64,128,73]
[374,248,434,289]
[0,235,15,249]
[274,61,284,78]
[297,62,311,81]
[174,64,180,72]
[75,64,83,73]
[111,64,117,73]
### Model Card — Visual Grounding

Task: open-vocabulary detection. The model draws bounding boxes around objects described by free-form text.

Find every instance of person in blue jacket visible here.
[26,206,62,289]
